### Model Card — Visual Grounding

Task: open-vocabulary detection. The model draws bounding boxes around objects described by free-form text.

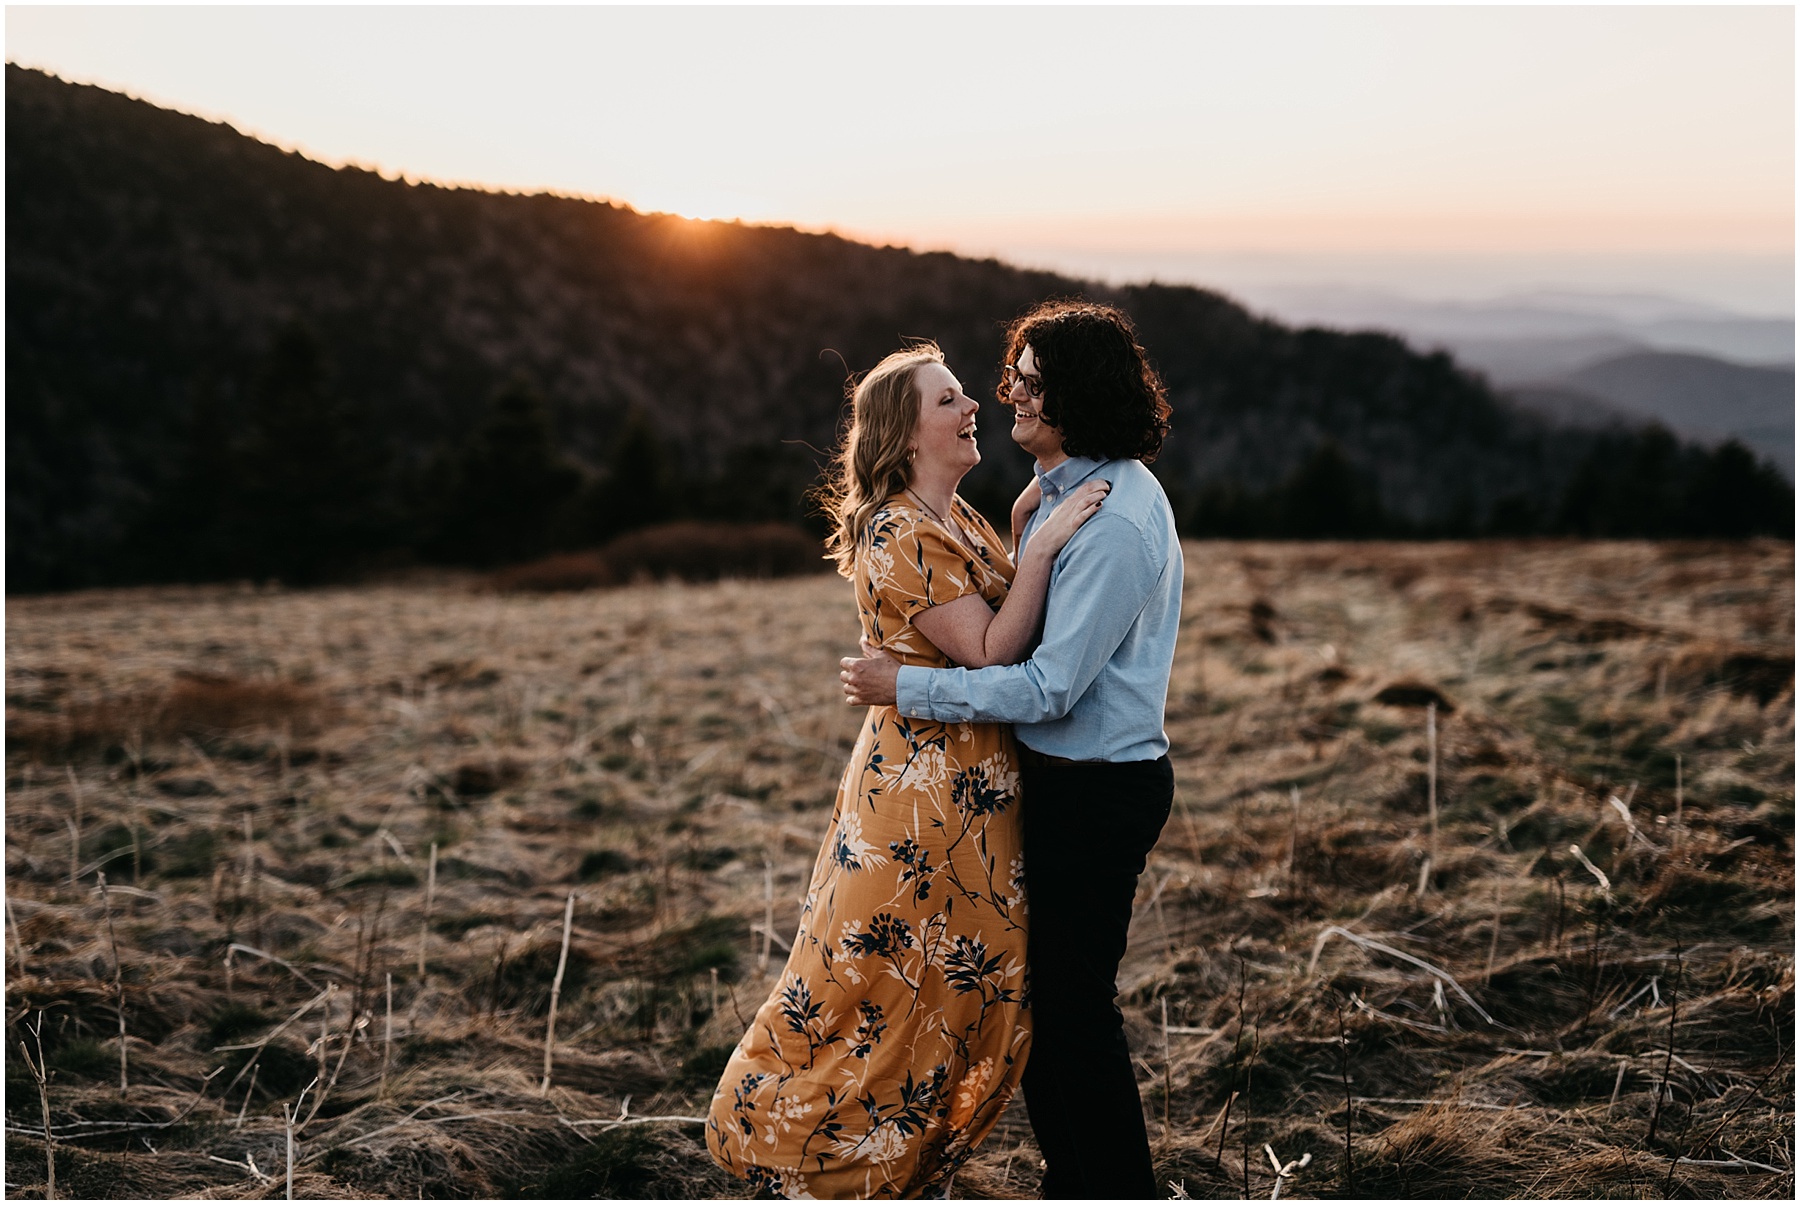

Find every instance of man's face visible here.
[1005,344,1067,468]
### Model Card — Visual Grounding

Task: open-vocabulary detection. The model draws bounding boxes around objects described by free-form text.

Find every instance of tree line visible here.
[1179,432,1789,541]
[126,318,1790,589]
[126,323,807,584]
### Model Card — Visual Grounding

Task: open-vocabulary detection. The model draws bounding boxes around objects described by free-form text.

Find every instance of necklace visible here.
[905,488,954,527]
[900,486,972,547]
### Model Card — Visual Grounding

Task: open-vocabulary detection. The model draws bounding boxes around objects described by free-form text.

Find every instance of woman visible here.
[705,343,1107,1198]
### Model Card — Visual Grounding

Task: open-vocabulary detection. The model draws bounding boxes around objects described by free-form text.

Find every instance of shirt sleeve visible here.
[865,509,983,623]
[894,510,1165,724]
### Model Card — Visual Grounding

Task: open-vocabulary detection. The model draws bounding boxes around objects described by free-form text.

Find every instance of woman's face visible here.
[908,362,981,480]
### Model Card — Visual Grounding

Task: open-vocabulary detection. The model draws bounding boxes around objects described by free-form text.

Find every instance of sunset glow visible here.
[7,5,1792,312]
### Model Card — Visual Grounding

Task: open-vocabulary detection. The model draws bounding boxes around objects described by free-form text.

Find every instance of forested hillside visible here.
[7,65,1789,590]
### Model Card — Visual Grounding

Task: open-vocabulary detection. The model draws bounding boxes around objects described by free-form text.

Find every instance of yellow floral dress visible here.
[706,495,1030,1198]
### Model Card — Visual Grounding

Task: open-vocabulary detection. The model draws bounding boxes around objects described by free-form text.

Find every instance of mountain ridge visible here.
[1248,284,1795,368]
[6,65,1790,589]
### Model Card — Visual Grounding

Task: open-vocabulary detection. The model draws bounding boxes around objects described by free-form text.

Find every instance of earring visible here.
[905,448,916,466]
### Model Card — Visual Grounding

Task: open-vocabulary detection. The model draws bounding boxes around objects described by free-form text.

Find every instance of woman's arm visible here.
[912,478,1109,668]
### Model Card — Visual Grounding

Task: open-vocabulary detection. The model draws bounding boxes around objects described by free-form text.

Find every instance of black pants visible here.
[1019,755,1173,1200]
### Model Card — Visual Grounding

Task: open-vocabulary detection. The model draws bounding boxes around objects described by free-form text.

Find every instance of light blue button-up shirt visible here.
[894,455,1183,762]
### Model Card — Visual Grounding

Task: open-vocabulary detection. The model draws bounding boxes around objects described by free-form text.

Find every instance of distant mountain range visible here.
[1518,351,1794,480]
[1249,285,1795,371]
[1248,285,1796,481]
[5,66,1790,590]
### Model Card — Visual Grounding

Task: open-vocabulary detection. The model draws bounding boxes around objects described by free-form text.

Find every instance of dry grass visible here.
[5,539,1792,1199]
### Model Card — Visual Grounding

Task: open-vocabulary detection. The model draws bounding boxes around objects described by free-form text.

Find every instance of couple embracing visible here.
[706,300,1182,1200]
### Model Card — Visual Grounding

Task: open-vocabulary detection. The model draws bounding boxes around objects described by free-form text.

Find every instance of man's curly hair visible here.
[999,299,1171,463]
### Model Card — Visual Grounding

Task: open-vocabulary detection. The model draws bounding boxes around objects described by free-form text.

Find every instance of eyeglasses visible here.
[999,364,1046,402]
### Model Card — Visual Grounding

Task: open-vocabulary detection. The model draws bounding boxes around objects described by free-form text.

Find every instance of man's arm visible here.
[856,511,1162,725]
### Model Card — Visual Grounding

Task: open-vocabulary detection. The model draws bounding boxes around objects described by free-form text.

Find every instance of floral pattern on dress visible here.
[707,496,1029,1199]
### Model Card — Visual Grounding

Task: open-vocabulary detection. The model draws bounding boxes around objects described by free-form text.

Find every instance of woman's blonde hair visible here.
[816,342,943,577]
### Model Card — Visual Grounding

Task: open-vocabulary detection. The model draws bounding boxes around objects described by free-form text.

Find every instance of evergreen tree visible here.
[233,323,389,584]
[1272,442,1388,537]
[1610,424,1684,537]
[431,382,581,566]
[1553,442,1613,537]
[130,383,240,581]
[1554,428,1792,539]
[1184,481,1260,537]
[1485,491,1544,536]
[1684,439,1795,538]
[578,408,677,543]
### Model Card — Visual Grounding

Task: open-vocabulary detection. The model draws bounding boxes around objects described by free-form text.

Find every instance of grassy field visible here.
[5,540,1793,1199]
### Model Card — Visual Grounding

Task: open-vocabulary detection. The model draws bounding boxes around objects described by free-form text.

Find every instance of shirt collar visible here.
[1035,455,1106,497]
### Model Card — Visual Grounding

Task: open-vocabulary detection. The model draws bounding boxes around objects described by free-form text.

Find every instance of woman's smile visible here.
[909,363,982,474]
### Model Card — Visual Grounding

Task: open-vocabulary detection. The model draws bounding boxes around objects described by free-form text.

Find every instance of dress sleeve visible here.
[863,509,984,622]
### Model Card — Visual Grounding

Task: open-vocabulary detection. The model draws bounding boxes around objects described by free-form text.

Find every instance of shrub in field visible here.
[163,671,320,730]
[576,848,637,881]
[5,672,323,759]
[47,1038,113,1082]
[156,828,221,879]
[483,551,617,593]
[1372,679,1457,711]
[1659,641,1794,706]
[484,937,595,1016]
[206,1002,270,1046]
[485,522,825,592]
[603,521,823,582]
[451,758,525,796]
[4,695,153,759]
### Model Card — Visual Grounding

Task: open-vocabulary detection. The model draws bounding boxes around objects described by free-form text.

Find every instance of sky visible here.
[6,5,1795,316]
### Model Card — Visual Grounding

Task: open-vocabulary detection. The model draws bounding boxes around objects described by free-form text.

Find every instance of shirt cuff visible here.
[895,665,943,721]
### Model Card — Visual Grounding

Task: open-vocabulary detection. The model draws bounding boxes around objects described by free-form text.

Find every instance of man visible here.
[840,299,1182,1199]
